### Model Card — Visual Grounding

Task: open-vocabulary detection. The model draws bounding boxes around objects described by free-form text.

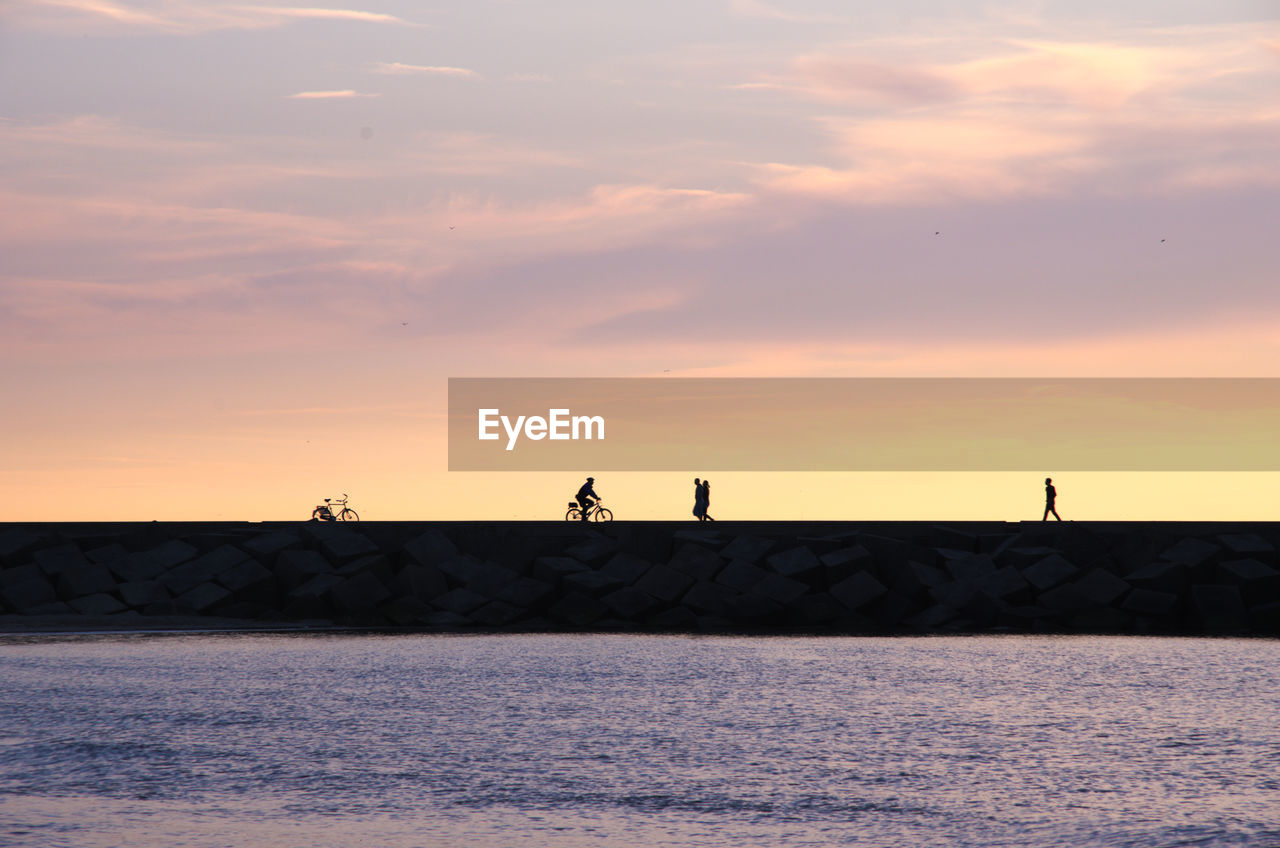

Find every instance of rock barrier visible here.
[2,521,1279,634]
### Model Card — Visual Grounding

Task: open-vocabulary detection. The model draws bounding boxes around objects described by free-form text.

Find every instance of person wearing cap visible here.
[575,477,600,521]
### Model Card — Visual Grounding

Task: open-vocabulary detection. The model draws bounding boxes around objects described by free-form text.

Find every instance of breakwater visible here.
[1,521,1278,634]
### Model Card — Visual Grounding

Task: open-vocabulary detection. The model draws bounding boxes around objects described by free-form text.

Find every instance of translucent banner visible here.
[448,378,1280,471]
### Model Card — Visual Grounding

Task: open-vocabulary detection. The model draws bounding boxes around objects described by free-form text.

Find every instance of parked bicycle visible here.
[565,499,612,522]
[312,493,359,522]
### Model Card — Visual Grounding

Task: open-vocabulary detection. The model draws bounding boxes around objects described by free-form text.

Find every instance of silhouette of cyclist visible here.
[576,477,599,522]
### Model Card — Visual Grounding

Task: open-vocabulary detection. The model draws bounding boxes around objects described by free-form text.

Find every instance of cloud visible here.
[372,62,478,78]
[286,90,380,99]
[11,0,412,34]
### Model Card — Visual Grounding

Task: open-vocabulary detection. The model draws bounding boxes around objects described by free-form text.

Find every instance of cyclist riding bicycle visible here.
[575,477,599,522]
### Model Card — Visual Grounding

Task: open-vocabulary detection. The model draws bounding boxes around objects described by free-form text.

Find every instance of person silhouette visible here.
[692,478,705,520]
[576,476,599,522]
[700,479,715,522]
[1043,477,1061,521]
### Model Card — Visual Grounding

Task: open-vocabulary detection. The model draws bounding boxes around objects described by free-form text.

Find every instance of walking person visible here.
[692,478,705,520]
[699,479,715,522]
[1043,477,1061,521]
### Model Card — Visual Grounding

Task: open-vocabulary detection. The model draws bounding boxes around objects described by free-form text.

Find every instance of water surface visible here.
[2,633,1278,847]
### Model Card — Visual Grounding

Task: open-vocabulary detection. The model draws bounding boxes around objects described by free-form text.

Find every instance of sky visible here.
[2,0,1279,521]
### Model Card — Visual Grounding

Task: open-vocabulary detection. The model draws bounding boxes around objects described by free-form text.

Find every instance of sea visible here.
[1,632,1278,848]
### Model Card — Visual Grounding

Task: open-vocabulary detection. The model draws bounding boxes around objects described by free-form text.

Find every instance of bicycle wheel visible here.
[311,508,325,521]
[338,508,359,522]
[593,508,613,522]
[565,509,581,522]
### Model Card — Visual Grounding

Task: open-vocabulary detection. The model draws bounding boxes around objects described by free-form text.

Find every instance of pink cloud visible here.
[372,62,477,77]
[286,89,379,99]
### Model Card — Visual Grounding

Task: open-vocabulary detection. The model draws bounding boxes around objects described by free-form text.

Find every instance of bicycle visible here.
[565,499,613,522]
[312,493,359,522]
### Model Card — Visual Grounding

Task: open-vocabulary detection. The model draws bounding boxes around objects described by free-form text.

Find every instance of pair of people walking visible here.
[692,478,714,521]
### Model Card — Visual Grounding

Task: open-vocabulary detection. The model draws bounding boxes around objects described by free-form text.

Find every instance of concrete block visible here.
[873,591,918,627]
[1,576,56,611]
[601,553,652,586]
[68,593,128,615]
[391,564,449,603]
[548,591,606,626]
[602,586,662,620]
[448,560,517,598]
[830,572,888,611]
[25,602,74,616]
[290,573,346,600]
[719,535,774,564]
[1,563,44,588]
[243,531,301,557]
[159,560,228,597]
[562,570,624,597]
[820,545,871,583]
[329,571,393,616]
[1126,562,1190,595]
[929,580,980,610]
[190,545,250,575]
[892,561,947,597]
[432,587,490,616]
[563,536,618,565]
[0,528,40,564]
[85,543,128,565]
[723,593,782,624]
[997,546,1065,570]
[56,563,117,599]
[176,582,232,613]
[1217,534,1274,557]
[316,528,379,563]
[1073,568,1131,607]
[402,530,459,567]
[118,581,169,608]
[276,549,335,589]
[470,600,525,627]
[1160,537,1221,567]
[791,593,846,625]
[715,559,770,593]
[766,546,823,583]
[494,577,557,610]
[109,540,198,583]
[1037,582,1093,613]
[941,553,997,582]
[1022,554,1079,591]
[1249,601,1280,634]
[635,564,696,604]
[928,526,979,552]
[975,567,1031,602]
[33,545,90,577]
[380,596,433,626]
[1121,589,1179,616]
[216,559,278,605]
[680,581,737,616]
[1215,559,1280,600]
[281,595,331,621]
[667,543,724,582]
[1190,584,1248,632]
[904,604,958,631]
[672,529,725,547]
[647,606,698,630]
[533,556,590,586]
[753,572,810,606]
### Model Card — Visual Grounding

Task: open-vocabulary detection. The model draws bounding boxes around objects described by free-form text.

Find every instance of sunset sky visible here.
[3,0,1279,521]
